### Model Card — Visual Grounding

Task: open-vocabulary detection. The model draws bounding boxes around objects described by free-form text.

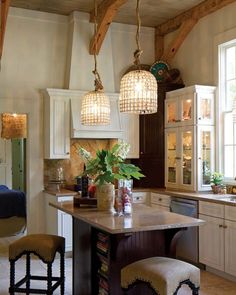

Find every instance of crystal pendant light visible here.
[81,0,110,125]
[119,0,158,114]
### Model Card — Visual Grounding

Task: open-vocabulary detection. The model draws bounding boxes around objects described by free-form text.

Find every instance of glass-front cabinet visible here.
[165,85,215,192]
[165,126,195,191]
[165,85,215,127]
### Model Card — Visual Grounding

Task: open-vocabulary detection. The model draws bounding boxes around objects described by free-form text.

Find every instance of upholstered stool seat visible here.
[121,257,200,295]
[9,234,65,295]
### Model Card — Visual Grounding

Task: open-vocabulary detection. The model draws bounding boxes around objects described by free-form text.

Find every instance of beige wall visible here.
[0,7,155,233]
[165,2,236,86]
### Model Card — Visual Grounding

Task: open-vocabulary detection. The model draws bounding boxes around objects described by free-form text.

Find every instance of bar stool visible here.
[121,257,200,295]
[9,234,65,295]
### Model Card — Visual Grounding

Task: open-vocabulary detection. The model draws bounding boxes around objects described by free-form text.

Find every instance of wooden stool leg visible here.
[60,251,65,295]
[26,253,31,294]
[9,260,15,295]
[192,288,199,295]
[47,262,53,295]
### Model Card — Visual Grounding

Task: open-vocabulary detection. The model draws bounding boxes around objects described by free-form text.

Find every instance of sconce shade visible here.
[1,113,27,139]
[119,69,158,114]
[81,90,111,125]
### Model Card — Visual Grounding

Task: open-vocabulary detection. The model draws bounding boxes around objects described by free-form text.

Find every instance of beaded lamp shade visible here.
[81,90,110,125]
[119,0,158,114]
[119,69,157,114]
[80,0,111,126]
[1,113,27,139]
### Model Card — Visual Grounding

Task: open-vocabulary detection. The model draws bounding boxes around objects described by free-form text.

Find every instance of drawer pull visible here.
[158,198,162,201]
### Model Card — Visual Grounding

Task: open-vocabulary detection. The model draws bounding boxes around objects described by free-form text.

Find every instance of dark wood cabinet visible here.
[132,83,184,188]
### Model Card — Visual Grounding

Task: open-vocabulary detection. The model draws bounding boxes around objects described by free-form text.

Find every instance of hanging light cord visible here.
[134,0,143,67]
[93,0,104,91]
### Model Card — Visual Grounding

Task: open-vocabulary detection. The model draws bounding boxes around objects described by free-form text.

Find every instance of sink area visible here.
[218,195,236,202]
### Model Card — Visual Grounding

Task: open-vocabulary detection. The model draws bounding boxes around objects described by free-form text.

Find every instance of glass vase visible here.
[117,179,133,215]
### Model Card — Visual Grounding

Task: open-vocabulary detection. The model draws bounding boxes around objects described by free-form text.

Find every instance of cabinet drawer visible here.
[151,193,171,206]
[133,192,148,204]
[151,204,170,212]
[199,201,224,218]
[225,205,236,222]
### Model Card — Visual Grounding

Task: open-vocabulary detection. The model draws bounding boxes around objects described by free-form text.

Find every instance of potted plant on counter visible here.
[78,141,144,212]
[211,172,224,194]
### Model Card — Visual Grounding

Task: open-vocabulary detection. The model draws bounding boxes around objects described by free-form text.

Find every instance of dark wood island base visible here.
[73,218,186,295]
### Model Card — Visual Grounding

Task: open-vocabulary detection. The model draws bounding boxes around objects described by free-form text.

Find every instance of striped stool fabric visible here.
[9,234,65,295]
[121,257,200,295]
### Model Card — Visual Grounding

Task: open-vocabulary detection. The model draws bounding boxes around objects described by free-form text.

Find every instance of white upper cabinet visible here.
[120,113,139,158]
[165,85,215,128]
[43,89,70,159]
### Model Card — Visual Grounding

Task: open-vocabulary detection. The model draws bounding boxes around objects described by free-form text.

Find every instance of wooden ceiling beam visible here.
[161,17,198,64]
[155,28,164,61]
[0,0,10,61]
[157,0,236,36]
[89,0,127,55]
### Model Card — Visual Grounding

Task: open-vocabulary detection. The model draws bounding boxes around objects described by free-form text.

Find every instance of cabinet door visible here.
[196,90,214,125]
[165,97,178,127]
[165,128,178,188]
[224,219,236,276]
[0,138,12,187]
[179,126,195,190]
[120,113,139,158]
[179,93,194,125]
[44,94,70,159]
[197,126,215,191]
[58,211,72,252]
[199,214,224,271]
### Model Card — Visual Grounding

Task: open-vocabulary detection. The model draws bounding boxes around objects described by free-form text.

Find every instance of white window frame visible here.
[219,41,236,183]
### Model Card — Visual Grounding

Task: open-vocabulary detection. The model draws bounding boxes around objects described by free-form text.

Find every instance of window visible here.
[219,41,236,181]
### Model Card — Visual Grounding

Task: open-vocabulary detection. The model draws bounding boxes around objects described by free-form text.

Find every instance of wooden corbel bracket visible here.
[0,0,10,61]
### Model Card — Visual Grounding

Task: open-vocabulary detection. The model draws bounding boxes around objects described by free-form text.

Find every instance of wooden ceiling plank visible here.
[89,0,127,55]
[155,28,164,61]
[161,17,198,63]
[157,0,236,36]
[0,0,10,60]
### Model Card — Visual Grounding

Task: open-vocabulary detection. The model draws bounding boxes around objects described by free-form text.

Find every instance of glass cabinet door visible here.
[197,93,214,125]
[180,95,193,124]
[198,126,215,190]
[166,99,178,125]
[166,130,178,184]
[180,127,194,187]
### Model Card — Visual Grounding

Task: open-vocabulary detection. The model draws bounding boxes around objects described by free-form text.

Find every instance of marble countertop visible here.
[50,202,204,234]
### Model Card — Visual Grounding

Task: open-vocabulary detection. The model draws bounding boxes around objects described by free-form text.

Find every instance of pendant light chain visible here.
[93,0,104,91]
[134,0,143,67]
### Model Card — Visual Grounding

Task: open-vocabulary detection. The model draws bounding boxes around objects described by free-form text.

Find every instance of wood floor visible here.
[1,237,236,294]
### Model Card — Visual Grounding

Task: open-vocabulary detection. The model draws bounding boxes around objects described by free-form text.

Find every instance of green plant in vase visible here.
[210,172,224,194]
[78,141,144,211]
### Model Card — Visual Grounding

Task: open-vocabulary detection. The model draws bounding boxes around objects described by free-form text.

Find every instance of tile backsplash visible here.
[44,139,117,186]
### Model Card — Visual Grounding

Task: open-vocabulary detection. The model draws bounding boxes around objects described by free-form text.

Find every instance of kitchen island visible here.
[50,201,204,295]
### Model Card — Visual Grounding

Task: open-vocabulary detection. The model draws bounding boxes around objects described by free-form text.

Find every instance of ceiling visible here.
[10,0,205,27]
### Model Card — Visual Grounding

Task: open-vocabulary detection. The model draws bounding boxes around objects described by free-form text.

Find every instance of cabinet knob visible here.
[223,225,228,229]
[158,198,162,201]
[140,152,143,155]
[198,117,202,120]
[66,152,70,155]
[219,224,223,228]
[175,119,181,122]
[198,157,202,160]
[175,157,181,160]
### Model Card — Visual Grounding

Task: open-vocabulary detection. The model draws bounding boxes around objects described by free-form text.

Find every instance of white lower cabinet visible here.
[199,201,236,277]
[150,193,170,211]
[45,194,73,252]
[132,192,149,204]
